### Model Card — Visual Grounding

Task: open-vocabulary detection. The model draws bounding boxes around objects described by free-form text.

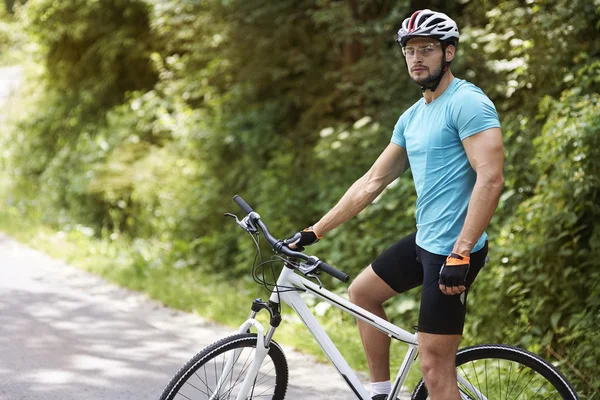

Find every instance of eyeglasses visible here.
[401,42,441,58]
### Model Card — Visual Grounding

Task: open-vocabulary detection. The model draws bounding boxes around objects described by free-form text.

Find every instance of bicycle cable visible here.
[246,229,304,296]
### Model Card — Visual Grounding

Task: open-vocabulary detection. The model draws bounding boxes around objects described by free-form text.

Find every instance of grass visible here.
[0,204,424,392]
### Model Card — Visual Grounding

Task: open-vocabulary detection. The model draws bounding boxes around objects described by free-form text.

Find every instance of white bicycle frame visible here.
[231,265,487,400]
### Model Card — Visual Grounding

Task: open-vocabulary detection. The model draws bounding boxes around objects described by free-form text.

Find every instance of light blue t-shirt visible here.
[392,78,500,256]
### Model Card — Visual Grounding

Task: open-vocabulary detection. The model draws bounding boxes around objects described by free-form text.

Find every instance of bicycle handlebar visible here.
[233,195,254,214]
[316,260,350,283]
[233,195,350,283]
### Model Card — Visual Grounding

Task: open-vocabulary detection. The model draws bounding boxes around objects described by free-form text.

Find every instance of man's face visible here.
[403,38,454,85]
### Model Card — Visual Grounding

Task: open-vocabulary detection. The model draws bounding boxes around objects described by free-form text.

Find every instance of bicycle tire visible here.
[159,333,288,400]
[411,344,578,399]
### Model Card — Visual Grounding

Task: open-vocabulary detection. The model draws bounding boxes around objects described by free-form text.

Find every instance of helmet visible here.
[397,9,459,48]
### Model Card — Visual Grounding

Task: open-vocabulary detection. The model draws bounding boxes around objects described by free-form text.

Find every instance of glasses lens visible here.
[421,45,435,55]
[402,43,440,58]
[402,47,415,57]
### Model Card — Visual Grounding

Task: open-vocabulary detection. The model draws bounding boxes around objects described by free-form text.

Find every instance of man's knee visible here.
[419,333,460,391]
[348,265,396,306]
[420,352,454,381]
[348,269,370,304]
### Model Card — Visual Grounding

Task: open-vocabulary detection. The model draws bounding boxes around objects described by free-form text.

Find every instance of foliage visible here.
[494,87,600,392]
[23,0,157,113]
[4,0,158,233]
[0,1,25,64]
[2,0,599,396]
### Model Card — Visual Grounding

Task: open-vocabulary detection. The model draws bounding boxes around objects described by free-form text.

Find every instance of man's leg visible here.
[418,332,461,400]
[415,242,488,399]
[348,266,398,382]
[348,233,423,396]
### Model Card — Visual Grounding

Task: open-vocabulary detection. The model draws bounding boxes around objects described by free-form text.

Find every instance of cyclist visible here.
[286,9,504,400]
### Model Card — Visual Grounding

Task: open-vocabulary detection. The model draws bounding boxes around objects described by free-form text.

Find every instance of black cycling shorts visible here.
[371,232,488,335]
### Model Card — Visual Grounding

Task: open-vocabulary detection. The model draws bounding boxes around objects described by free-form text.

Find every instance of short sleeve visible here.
[452,90,501,141]
[391,112,408,148]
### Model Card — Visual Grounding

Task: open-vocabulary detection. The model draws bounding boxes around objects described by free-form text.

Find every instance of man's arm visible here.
[453,127,504,255]
[312,143,409,237]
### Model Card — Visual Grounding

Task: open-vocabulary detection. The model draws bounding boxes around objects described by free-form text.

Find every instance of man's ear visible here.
[445,44,456,62]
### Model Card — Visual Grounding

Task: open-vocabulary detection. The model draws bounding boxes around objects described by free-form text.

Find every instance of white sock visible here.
[370,380,391,397]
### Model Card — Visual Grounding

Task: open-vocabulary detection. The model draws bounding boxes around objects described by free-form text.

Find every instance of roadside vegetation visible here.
[0,1,598,396]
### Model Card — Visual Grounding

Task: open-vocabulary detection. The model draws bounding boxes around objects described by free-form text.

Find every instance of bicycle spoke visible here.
[258,366,275,383]
[452,356,567,400]
[249,372,257,399]
[182,359,213,398]
[505,362,525,399]
[498,358,502,399]
[471,358,484,400]
[504,358,512,400]
[511,370,537,399]
[458,362,481,400]
[253,383,278,398]
[168,347,278,400]
[484,359,488,400]
[222,347,255,398]
[183,380,211,397]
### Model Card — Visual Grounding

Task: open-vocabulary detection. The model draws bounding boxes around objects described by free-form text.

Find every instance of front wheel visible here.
[411,344,578,399]
[159,333,289,400]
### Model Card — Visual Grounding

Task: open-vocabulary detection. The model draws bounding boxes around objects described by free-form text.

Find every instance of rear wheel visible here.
[411,344,578,399]
[160,333,288,400]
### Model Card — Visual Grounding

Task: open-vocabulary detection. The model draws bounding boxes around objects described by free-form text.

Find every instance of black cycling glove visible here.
[284,226,322,251]
[439,252,470,289]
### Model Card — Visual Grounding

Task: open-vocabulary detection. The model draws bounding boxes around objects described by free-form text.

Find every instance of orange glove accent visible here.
[304,226,323,240]
[445,252,470,266]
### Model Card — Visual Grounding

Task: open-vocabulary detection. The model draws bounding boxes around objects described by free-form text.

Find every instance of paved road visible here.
[0,234,397,399]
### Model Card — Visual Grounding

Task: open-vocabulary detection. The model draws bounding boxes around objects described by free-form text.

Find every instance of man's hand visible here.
[284,226,322,251]
[439,252,470,295]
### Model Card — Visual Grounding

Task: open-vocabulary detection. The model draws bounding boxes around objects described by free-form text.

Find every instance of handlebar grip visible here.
[319,261,350,283]
[233,195,254,214]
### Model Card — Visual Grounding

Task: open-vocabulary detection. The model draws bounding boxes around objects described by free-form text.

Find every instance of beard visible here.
[412,57,445,87]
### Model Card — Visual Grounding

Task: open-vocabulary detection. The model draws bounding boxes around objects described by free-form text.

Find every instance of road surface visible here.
[0,233,413,399]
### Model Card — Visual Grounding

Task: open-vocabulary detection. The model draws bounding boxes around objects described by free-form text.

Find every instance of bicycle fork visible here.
[210,299,281,400]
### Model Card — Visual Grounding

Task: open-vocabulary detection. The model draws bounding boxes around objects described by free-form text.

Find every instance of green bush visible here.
[23,0,157,113]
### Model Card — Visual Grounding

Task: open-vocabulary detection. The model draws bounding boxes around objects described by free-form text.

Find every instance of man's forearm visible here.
[453,175,504,255]
[313,176,383,237]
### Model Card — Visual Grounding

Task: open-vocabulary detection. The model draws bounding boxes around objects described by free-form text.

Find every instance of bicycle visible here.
[159,195,579,400]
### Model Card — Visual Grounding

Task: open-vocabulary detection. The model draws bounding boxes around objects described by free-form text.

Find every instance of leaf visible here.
[550,311,561,330]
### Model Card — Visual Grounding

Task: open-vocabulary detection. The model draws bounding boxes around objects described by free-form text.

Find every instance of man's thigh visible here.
[349,265,398,305]
[370,231,423,294]
[416,243,488,335]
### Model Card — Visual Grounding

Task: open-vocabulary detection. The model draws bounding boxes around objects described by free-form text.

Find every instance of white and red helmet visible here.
[397,9,459,47]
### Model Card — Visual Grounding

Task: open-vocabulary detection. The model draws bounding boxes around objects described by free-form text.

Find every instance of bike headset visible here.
[396,9,460,93]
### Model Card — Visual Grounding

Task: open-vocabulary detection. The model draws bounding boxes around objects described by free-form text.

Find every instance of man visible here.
[286,9,504,400]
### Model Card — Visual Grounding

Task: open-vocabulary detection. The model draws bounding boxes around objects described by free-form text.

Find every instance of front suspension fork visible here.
[211,299,282,400]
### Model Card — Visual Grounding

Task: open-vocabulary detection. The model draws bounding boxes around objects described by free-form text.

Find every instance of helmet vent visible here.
[427,18,446,26]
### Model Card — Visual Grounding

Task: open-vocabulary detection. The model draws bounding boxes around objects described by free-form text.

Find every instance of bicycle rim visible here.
[161,334,288,400]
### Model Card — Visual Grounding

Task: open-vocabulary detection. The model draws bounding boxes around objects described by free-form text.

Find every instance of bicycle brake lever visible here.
[298,256,320,275]
[307,272,323,289]
[224,212,259,233]
[224,213,239,222]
